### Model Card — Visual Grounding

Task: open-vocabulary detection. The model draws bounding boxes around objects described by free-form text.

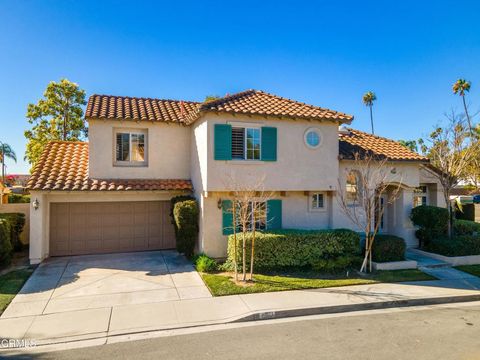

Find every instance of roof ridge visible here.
[89,94,200,104]
[199,89,256,110]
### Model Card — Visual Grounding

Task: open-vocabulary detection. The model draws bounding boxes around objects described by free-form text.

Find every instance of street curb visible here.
[232,294,480,322]
[3,293,480,353]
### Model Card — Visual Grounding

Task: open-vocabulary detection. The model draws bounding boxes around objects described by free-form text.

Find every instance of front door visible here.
[375,195,388,233]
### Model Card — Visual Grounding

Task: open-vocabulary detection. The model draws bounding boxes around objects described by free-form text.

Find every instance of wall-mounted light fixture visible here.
[390,168,397,174]
[32,198,40,210]
[217,198,222,209]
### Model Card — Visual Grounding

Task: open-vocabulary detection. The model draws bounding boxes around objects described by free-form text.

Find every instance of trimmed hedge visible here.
[410,206,449,245]
[371,235,406,262]
[0,219,13,266]
[0,213,25,251]
[454,219,480,236]
[424,235,480,257]
[227,229,361,270]
[172,199,199,258]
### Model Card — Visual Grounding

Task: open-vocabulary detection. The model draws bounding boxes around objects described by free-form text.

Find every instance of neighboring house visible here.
[27,90,445,264]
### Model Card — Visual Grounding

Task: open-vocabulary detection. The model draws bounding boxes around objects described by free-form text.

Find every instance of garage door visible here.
[49,201,175,256]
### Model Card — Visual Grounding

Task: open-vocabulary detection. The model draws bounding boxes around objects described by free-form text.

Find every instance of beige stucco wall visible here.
[29,190,187,264]
[88,119,191,179]
[419,166,447,208]
[202,113,340,191]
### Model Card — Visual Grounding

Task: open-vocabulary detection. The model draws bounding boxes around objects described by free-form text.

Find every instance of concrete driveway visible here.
[1,250,211,319]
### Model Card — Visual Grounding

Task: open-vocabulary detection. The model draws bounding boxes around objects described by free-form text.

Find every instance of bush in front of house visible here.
[371,235,406,262]
[0,218,13,266]
[0,213,26,251]
[454,219,480,236]
[172,198,199,258]
[194,254,218,273]
[410,205,449,246]
[7,194,30,203]
[227,229,361,270]
[423,235,480,257]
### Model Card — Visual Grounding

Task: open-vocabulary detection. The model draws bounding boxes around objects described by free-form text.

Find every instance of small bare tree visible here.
[418,112,476,237]
[224,173,273,282]
[337,153,402,273]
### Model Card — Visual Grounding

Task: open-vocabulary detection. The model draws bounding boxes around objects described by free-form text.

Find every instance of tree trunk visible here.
[370,105,374,135]
[463,96,473,136]
[445,190,453,239]
[233,201,238,282]
[250,206,256,281]
[242,223,247,282]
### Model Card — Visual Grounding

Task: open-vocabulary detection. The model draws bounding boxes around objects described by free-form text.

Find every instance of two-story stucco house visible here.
[27,90,445,264]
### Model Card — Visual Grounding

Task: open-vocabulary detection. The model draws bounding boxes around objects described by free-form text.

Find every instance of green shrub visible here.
[0,213,25,251]
[7,194,30,203]
[194,254,218,273]
[424,235,480,257]
[410,206,449,245]
[312,255,360,273]
[172,199,199,258]
[371,235,406,262]
[227,229,361,270]
[454,219,480,236]
[0,219,13,266]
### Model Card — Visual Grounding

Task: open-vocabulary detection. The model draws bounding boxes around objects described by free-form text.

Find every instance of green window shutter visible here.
[261,126,277,161]
[267,199,282,230]
[214,124,232,160]
[222,200,234,235]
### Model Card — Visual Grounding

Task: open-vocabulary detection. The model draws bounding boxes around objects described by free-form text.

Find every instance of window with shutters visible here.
[231,127,261,160]
[114,129,147,166]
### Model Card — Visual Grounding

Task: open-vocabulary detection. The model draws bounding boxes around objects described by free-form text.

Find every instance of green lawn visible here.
[0,268,34,314]
[200,269,435,297]
[455,265,480,277]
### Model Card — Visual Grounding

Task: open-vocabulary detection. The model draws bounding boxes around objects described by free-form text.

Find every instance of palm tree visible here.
[362,91,377,134]
[0,142,17,183]
[453,79,473,135]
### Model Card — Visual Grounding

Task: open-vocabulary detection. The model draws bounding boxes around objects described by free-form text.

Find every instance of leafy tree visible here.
[0,142,16,183]
[362,91,377,134]
[398,139,418,152]
[452,79,474,135]
[204,95,221,102]
[418,112,475,237]
[24,79,87,167]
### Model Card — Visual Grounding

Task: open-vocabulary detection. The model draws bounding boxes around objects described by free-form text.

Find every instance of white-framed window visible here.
[309,192,326,211]
[304,128,322,149]
[114,130,147,166]
[232,127,261,160]
[414,185,428,207]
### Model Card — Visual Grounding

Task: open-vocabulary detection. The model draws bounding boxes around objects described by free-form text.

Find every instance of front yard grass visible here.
[200,269,435,297]
[0,268,34,315]
[454,265,480,277]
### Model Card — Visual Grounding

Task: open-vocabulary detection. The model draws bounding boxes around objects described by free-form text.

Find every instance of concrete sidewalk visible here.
[1,278,480,349]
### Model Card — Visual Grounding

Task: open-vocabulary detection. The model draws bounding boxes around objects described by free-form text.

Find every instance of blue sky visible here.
[1,0,479,173]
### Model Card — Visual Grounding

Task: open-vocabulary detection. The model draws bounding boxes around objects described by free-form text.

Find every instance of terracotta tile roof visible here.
[86,90,353,125]
[85,95,199,124]
[27,142,192,192]
[186,90,353,124]
[339,128,428,162]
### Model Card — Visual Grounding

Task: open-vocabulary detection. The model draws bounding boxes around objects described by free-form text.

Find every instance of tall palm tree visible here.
[362,91,377,134]
[453,79,473,135]
[0,142,17,183]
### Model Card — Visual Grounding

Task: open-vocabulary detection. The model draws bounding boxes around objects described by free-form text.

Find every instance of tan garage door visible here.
[50,201,175,256]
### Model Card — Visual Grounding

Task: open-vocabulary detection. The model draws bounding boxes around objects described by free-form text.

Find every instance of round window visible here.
[304,129,321,149]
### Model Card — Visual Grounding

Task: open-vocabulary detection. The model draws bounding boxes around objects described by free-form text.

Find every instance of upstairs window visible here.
[231,127,261,160]
[115,130,147,165]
